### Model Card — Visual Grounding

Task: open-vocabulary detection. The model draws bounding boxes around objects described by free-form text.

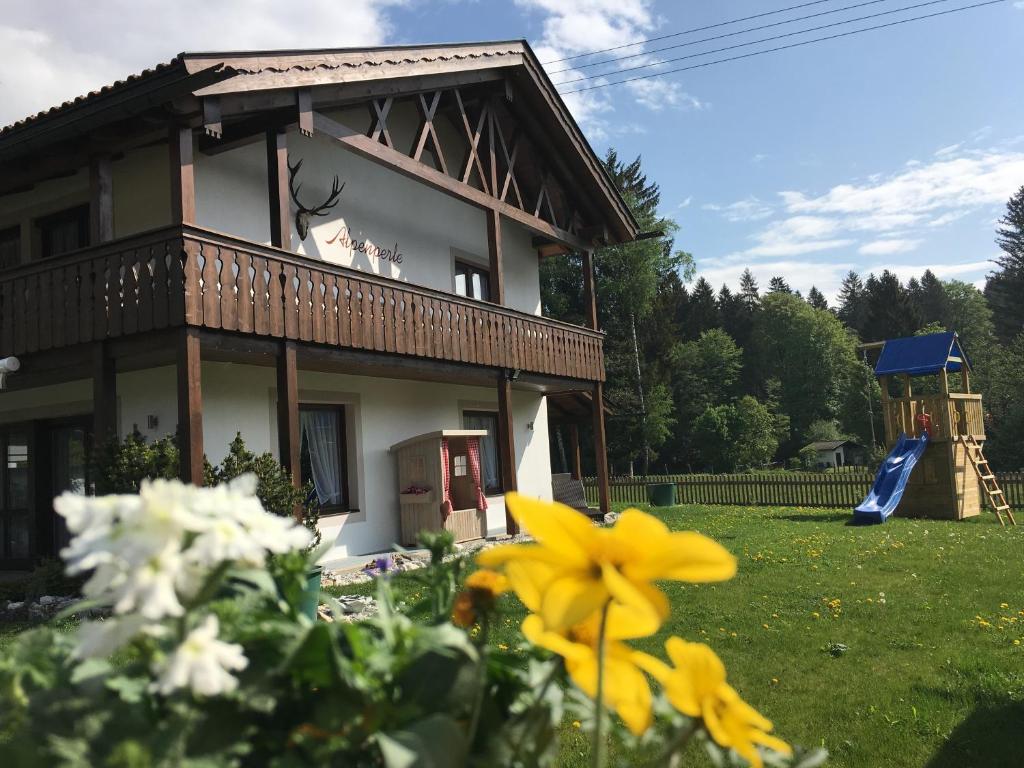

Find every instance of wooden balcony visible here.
[882,393,985,444]
[0,225,604,382]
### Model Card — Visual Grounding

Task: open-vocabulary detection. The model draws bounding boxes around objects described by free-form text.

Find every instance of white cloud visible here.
[703,196,774,222]
[0,1,404,127]
[857,239,923,256]
[696,139,1023,301]
[934,143,962,157]
[625,78,706,112]
[518,0,706,132]
[677,196,693,209]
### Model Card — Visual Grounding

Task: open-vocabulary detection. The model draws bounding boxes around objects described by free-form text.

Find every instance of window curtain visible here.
[467,437,488,513]
[300,410,343,506]
[464,413,499,492]
[440,438,453,519]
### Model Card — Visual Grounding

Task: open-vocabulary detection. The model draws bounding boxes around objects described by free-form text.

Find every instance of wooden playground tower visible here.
[866,332,1015,525]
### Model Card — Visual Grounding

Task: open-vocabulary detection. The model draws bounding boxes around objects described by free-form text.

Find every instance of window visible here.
[0,226,20,270]
[463,411,501,494]
[453,454,467,477]
[454,261,490,301]
[37,205,89,259]
[299,405,352,511]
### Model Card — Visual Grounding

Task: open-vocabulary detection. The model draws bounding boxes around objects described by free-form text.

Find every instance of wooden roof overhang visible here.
[0,61,236,193]
[547,390,614,424]
[0,41,637,249]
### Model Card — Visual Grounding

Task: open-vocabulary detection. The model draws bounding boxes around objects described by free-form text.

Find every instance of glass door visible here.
[49,424,89,555]
[0,427,32,568]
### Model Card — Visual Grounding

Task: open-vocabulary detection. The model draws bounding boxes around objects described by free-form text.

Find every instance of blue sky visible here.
[4,0,1023,299]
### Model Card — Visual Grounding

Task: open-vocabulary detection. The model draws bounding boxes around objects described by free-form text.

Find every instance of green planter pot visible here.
[300,566,324,620]
[646,482,677,507]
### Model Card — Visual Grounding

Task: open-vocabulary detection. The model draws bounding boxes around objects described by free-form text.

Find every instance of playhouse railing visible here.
[882,393,984,444]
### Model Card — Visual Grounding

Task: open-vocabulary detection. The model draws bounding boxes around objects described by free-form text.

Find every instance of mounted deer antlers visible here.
[287,157,345,240]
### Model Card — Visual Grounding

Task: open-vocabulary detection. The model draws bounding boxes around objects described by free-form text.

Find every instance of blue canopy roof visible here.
[874,332,971,377]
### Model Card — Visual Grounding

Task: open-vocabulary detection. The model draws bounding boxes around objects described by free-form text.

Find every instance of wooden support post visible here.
[568,422,582,481]
[170,126,195,225]
[582,249,598,330]
[497,371,518,534]
[89,155,113,244]
[592,382,611,516]
[92,342,116,445]
[486,208,504,304]
[277,341,301,492]
[266,128,291,249]
[176,328,204,485]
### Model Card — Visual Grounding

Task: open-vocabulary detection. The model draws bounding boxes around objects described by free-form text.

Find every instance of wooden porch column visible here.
[592,382,611,516]
[487,208,505,304]
[568,423,583,480]
[497,371,518,535]
[89,155,113,244]
[170,126,196,225]
[276,341,301,490]
[266,128,291,249]
[92,342,116,445]
[582,249,598,330]
[176,328,204,485]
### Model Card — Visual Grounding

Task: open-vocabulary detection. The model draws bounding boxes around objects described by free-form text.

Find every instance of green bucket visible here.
[300,566,324,620]
[647,482,677,507]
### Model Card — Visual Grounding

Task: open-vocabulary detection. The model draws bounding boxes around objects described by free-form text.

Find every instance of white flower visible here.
[74,615,152,659]
[154,616,248,697]
[111,543,189,619]
[56,475,311,624]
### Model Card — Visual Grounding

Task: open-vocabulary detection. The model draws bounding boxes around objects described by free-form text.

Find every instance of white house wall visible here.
[191,122,542,316]
[0,362,551,559]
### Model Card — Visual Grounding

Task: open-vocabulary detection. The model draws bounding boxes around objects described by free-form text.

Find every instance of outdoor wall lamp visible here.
[0,357,20,390]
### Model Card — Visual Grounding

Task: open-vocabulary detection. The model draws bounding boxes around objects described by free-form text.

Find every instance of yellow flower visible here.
[452,568,509,628]
[522,612,653,735]
[635,639,791,768]
[478,493,736,634]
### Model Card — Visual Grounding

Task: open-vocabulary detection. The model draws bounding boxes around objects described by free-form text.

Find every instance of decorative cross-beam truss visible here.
[353,84,591,245]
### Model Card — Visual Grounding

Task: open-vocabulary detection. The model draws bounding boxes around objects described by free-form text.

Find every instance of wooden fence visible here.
[584,471,1024,510]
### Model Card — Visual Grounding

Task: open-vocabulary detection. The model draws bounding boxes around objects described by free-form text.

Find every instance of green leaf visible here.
[280,623,344,688]
[377,713,467,768]
[69,657,112,685]
[105,674,149,704]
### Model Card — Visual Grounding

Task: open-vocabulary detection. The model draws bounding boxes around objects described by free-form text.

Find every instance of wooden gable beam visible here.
[311,109,591,250]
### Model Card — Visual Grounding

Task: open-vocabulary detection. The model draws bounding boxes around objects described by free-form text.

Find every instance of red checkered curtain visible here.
[468,436,488,513]
[440,438,453,519]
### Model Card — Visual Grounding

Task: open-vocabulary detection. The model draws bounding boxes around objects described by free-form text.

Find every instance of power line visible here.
[554,0,956,87]
[558,0,1005,95]
[541,0,862,65]
[547,0,900,75]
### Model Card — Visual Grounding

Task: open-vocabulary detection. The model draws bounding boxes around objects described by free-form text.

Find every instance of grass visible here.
[328,504,1024,768]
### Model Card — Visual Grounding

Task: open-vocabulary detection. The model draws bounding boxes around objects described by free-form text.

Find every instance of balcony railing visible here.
[882,393,985,443]
[0,225,604,381]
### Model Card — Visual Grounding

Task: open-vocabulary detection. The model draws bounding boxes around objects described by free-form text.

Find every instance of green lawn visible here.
[329,504,1024,768]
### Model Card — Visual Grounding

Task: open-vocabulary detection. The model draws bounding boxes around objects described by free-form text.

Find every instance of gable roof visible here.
[0,41,637,243]
[874,331,971,377]
[806,440,861,452]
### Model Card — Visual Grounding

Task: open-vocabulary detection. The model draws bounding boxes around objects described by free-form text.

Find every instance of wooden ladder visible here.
[960,435,1016,526]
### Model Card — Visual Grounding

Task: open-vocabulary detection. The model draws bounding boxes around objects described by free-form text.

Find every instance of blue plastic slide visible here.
[853,432,929,524]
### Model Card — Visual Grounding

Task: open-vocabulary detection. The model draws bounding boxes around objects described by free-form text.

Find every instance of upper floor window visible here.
[454,261,490,302]
[37,205,89,260]
[0,226,20,270]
